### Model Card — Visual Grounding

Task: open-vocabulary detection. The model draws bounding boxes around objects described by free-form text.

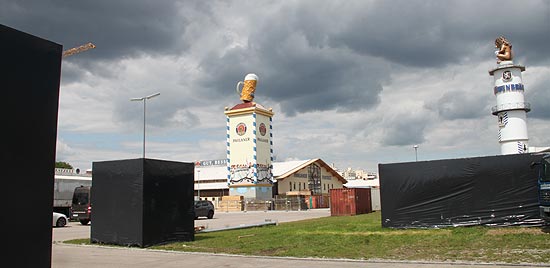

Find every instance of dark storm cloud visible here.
[0,0,193,60]
[424,91,488,120]
[195,0,548,116]
[197,41,384,116]
[328,0,550,67]
[196,7,386,116]
[4,0,547,119]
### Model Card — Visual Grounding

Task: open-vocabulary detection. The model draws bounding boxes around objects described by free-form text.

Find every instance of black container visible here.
[379,153,543,228]
[91,158,195,247]
[1,24,62,268]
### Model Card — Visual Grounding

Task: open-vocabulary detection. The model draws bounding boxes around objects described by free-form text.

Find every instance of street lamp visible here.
[197,170,201,200]
[130,92,160,158]
[413,145,418,161]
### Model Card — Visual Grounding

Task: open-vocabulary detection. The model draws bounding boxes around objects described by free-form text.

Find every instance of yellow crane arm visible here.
[62,42,96,58]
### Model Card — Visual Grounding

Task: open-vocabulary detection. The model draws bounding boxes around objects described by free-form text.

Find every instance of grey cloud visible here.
[194,0,550,115]
[4,0,547,70]
[196,9,387,116]
[526,77,550,120]
[114,91,202,132]
[0,0,192,60]
[381,115,428,146]
[327,0,550,67]
[425,91,488,120]
[5,0,548,122]
[197,47,385,116]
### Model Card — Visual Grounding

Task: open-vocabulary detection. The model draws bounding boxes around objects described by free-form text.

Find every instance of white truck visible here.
[53,168,92,217]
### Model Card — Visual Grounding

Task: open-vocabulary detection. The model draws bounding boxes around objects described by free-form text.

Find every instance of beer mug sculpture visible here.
[236,73,258,102]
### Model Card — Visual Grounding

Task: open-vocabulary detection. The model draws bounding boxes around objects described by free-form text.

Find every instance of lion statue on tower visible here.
[495,36,513,64]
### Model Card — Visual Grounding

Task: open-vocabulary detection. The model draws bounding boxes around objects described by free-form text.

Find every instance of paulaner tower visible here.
[224,73,274,200]
[489,36,530,154]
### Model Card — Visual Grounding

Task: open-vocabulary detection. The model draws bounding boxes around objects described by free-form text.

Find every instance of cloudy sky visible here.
[2,0,549,173]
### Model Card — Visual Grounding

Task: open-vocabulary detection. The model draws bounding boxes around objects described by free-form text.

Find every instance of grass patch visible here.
[66,211,550,264]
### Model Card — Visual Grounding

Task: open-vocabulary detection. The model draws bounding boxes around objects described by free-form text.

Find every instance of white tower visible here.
[489,62,530,154]
[224,103,274,200]
[224,74,274,200]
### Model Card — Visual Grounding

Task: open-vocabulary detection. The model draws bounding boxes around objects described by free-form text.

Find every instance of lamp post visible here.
[413,145,418,161]
[197,170,201,200]
[130,92,160,158]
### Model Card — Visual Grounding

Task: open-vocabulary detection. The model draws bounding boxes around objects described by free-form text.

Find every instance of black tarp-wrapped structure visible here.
[91,158,195,247]
[379,153,544,228]
[2,24,63,268]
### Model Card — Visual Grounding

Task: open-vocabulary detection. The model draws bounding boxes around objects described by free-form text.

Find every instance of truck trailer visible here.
[53,169,92,217]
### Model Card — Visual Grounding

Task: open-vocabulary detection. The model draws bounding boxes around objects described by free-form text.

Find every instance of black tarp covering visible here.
[91,158,195,247]
[379,153,543,228]
[1,24,62,268]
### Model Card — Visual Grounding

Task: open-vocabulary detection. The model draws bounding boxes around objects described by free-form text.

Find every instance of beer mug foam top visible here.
[236,73,259,102]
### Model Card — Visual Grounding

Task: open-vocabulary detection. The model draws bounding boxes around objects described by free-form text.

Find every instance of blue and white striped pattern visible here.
[226,116,231,185]
[269,116,274,182]
[252,112,258,183]
[498,129,502,142]
[501,112,508,126]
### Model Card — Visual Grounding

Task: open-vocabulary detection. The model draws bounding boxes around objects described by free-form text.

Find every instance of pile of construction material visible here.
[218,195,244,212]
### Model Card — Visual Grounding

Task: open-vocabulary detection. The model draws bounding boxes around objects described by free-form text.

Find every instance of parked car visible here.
[194,200,215,219]
[53,212,68,227]
[71,186,92,225]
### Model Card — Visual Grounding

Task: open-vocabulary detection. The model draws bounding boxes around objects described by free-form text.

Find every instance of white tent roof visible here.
[344,178,379,188]
[195,165,227,180]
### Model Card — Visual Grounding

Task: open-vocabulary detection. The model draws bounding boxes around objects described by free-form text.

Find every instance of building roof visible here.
[274,158,347,184]
[228,102,269,111]
[224,102,274,117]
[272,159,310,177]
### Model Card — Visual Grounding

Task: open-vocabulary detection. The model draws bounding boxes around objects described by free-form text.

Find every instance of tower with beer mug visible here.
[224,73,274,200]
[489,36,530,154]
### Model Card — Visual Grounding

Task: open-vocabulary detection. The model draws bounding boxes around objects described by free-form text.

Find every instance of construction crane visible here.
[62,42,96,58]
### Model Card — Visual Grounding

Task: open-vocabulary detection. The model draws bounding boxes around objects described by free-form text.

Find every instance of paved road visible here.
[53,244,550,268]
[52,209,550,268]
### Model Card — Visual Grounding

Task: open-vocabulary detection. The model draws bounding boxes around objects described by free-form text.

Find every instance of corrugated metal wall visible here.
[330,188,372,216]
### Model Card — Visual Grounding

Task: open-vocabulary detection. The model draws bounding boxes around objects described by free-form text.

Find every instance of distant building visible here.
[194,158,347,199]
[341,167,377,181]
[272,159,347,197]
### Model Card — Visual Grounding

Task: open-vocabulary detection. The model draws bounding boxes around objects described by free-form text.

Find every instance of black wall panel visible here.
[91,158,195,247]
[379,153,543,228]
[1,24,62,267]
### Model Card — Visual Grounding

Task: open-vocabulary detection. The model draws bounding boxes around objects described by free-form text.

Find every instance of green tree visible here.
[55,161,73,169]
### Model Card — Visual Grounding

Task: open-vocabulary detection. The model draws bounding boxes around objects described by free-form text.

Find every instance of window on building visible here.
[293,182,296,190]
[289,181,292,190]
[298,182,301,190]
